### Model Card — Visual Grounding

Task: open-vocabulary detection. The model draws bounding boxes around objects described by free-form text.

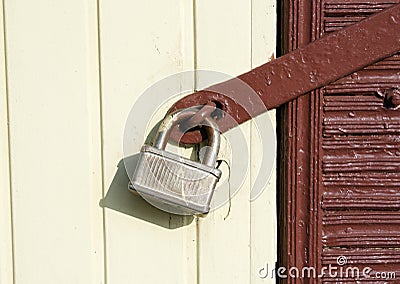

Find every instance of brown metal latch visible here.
[169,3,400,144]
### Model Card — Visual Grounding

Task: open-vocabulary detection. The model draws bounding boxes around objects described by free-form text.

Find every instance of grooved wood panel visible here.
[2,0,105,283]
[193,0,277,283]
[322,0,400,280]
[1,0,277,282]
[280,0,400,283]
[0,0,14,282]
[99,1,198,283]
[99,0,277,283]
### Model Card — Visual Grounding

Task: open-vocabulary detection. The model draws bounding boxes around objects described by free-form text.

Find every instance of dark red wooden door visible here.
[278,0,400,282]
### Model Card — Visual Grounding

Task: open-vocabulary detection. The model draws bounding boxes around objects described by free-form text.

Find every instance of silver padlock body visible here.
[131,145,222,214]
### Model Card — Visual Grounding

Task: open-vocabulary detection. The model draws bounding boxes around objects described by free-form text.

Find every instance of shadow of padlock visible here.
[130,109,222,215]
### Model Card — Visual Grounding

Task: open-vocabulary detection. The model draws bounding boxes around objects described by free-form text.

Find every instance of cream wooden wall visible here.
[0,1,276,283]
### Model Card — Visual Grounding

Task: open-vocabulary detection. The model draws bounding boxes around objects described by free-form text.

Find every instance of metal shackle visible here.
[153,108,220,168]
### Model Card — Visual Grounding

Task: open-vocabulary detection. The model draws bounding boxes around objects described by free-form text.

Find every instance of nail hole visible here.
[210,100,225,119]
[382,88,400,110]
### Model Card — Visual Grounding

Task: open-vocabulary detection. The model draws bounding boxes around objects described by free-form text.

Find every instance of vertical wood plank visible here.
[99,1,197,283]
[4,0,105,283]
[194,1,252,283]
[250,1,277,283]
[0,0,14,282]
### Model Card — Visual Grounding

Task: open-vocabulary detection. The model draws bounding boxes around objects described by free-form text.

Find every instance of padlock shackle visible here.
[153,109,220,168]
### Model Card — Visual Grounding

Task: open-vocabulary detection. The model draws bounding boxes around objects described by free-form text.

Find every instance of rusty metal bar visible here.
[170,3,400,144]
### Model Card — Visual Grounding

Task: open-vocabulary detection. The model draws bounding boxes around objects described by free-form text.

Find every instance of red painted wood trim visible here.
[278,0,400,282]
[170,3,400,144]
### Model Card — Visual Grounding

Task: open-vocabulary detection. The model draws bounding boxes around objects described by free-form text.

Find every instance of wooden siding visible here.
[0,1,277,283]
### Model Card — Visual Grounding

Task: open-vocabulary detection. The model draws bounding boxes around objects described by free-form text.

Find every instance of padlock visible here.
[130,108,222,215]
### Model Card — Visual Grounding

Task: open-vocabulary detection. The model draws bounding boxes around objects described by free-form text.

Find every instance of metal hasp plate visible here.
[169,3,400,144]
[131,145,221,215]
